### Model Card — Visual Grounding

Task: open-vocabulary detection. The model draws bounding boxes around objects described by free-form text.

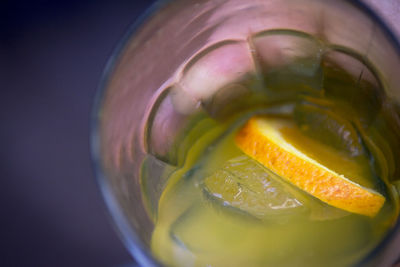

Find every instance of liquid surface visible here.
[150,121,396,267]
[143,31,400,266]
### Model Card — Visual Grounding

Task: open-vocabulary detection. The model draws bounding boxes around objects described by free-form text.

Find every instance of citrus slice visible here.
[235,116,385,217]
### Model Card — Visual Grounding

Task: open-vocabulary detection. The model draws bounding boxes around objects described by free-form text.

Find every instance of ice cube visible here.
[203,155,306,219]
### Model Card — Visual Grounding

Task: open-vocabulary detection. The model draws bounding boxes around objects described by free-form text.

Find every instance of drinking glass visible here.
[91,0,400,266]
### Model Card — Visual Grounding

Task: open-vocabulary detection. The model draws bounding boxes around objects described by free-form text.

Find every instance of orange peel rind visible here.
[235,116,385,217]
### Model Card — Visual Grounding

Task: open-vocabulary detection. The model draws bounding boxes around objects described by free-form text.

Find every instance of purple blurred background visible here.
[1,0,154,266]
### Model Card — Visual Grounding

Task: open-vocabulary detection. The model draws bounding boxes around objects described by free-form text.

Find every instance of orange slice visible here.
[235,116,385,217]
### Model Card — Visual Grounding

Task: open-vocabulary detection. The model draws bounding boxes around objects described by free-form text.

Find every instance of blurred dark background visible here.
[1,0,154,266]
[0,0,398,266]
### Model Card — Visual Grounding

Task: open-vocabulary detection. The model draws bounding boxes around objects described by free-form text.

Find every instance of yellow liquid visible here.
[143,39,400,266]
[150,116,398,267]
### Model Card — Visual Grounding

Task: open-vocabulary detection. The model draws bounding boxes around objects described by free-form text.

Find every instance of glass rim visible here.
[90,0,400,266]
